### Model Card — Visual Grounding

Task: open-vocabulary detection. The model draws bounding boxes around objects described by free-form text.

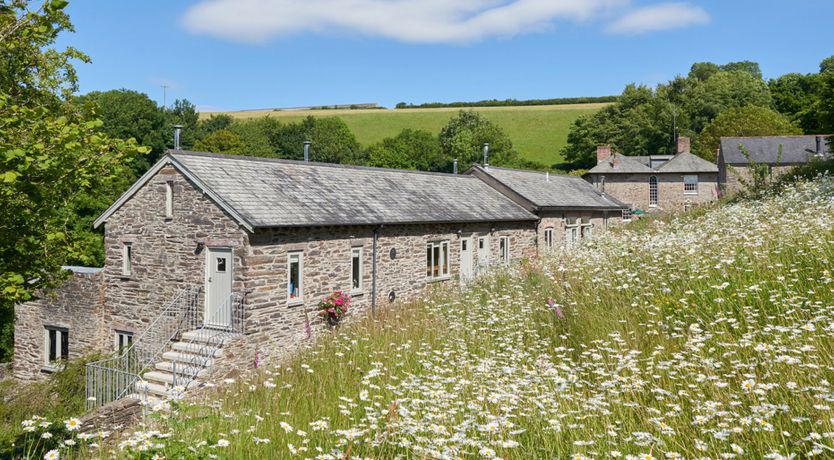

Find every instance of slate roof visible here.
[95,151,538,231]
[656,152,719,173]
[720,135,832,165]
[468,165,627,211]
[586,154,655,174]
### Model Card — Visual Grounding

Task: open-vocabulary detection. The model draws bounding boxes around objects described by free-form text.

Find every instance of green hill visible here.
[204,103,608,166]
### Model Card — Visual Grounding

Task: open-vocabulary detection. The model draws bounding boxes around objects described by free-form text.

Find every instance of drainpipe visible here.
[371,224,383,314]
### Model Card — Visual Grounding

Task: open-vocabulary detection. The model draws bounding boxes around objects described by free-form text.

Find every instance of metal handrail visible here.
[85,286,202,408]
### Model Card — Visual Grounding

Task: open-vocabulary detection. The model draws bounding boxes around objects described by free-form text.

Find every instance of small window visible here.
[216,257,227,273]
[649,176,658,206]
[565,220,580,247]
[426,241,450,280]
[115,331,133,354]
[288,252,303,303]
[351,247,362,293]
[543,228,554,250]
[122,243,132,276]
[44,326,68,365]
[499,236,510,265]
[683,175,698,195]
[165,181,174,218]
[622,208,633,222]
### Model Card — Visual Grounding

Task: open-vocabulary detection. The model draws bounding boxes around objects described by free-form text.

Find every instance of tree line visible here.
[395,95,618,109]
[562,59,834,167]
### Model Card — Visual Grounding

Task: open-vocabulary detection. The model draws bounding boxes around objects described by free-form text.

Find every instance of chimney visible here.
[303,140,311,162]
[453,158,458,174]
[677,136,691,155]
[173,124,183,151]
[483,143,489,168]
[596,145,611,164]
[816,135,823,156]
[545,172,550,182]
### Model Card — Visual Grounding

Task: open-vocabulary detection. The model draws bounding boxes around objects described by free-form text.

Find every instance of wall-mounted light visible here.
[195,240,205,254]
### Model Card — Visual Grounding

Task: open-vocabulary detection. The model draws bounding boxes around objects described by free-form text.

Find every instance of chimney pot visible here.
[816,135,823,156]
[453,158,458,174]
[545,172,549,182]
[173,124,183,151]
[483,143,489,168]
[676,136,691,155]
[303,140,311,162]
[596,145,611,164]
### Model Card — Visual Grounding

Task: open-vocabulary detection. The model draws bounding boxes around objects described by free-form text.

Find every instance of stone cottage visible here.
[718,135,831,193]
[466,165,628,248]
[14,150,542,402]
[584,137,719,214]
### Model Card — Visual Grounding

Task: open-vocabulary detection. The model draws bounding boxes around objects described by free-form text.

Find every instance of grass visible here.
[10,172,834,459]
[203,104,608,166]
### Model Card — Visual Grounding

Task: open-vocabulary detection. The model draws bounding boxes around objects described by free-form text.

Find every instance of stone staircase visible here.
[137,329,234,400]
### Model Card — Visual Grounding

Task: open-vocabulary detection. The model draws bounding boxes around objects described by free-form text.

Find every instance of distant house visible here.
[584,137,719,213]
[467,165,628,249]
[718,135,831,193]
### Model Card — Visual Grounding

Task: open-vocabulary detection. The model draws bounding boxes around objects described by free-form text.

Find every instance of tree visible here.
[438,110,519,168]
[76,89,167,172]
[694,106,802,161]
[272,116,364,164]
[685,70,772,133]
[229,117,283,157]
[769,73,821,132]
[197,113,234,139]
[367,129,447,171]
[194,129,244,155]
[0,0,144,360]
[165,99,199,149]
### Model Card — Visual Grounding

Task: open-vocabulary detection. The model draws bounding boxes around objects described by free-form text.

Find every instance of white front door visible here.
[205,247,233,328]
[477,236,490,273]
[460,237,473,283]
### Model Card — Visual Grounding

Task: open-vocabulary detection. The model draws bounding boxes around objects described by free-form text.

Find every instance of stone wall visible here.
[587,173,719,213]
[537,210,616,253]
[13,269,105,381]
[722,164,796,195]
[102,165,249,340]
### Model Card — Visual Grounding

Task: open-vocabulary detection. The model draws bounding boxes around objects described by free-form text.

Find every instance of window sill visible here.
[41,364,63,374]
[649,205,658,208]
[426,276,451,284]
[350,290,364,297]
[683,193,698,196]
[287,299,304,307]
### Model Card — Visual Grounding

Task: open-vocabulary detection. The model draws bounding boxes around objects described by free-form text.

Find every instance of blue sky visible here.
[57,1,834,112]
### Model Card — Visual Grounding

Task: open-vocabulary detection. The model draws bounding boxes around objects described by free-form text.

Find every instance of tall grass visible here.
[15,174,834,459]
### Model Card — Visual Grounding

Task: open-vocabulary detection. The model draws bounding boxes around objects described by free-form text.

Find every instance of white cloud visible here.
[182,0,628,44]
[607,2,709,35]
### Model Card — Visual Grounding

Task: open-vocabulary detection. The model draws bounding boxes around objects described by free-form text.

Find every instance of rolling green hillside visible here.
[203,103,608,166]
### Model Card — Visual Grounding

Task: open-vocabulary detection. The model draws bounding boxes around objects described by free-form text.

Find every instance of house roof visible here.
[720,135,832,165]
[467,165,627,211]
[656,152,719,173]
[586,154,655,174]
[94,150,538,231]
[586,152,717,174]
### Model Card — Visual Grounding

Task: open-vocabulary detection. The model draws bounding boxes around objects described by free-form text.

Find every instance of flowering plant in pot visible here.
[317,290,351,326]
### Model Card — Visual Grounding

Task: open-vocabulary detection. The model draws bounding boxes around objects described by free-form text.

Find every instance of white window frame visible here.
[565,218,580,247]
[426,241,450,280]
[165,181,174,218]
[649,176,658,207]
[114,330,133,354]
[543,228,554,250]
[287,251,304,305]
[44,326,68,367]
[499,236,510,265]
[350,247,363,294]
[683,175,698,195]
[122,243,132,276]
[622,208,633,222]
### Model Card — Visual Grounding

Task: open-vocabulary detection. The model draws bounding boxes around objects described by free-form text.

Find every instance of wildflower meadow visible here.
[9,175,834,459]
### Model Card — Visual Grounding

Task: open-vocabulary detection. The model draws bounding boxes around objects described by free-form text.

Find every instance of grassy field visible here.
[13,169,834,459]
[203,104,608,166]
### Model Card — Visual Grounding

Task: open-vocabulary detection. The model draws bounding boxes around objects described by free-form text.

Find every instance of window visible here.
[288,252,303,304]
[216,256,227,272]
[477,236,490,268]
[622,208,633,222]
[165,181,174,218]
[683,175,698,195]
[115,331,133,354]
[565,217,580,247]
[44,326,68,365]
[499,236,510,265]
[543,228,554,250]
[649,176,658,206]
[684,202,694,213]
[351,247,362,293]
[122,243,132,276]
[426,241,450,280]
[580,217,593,240]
